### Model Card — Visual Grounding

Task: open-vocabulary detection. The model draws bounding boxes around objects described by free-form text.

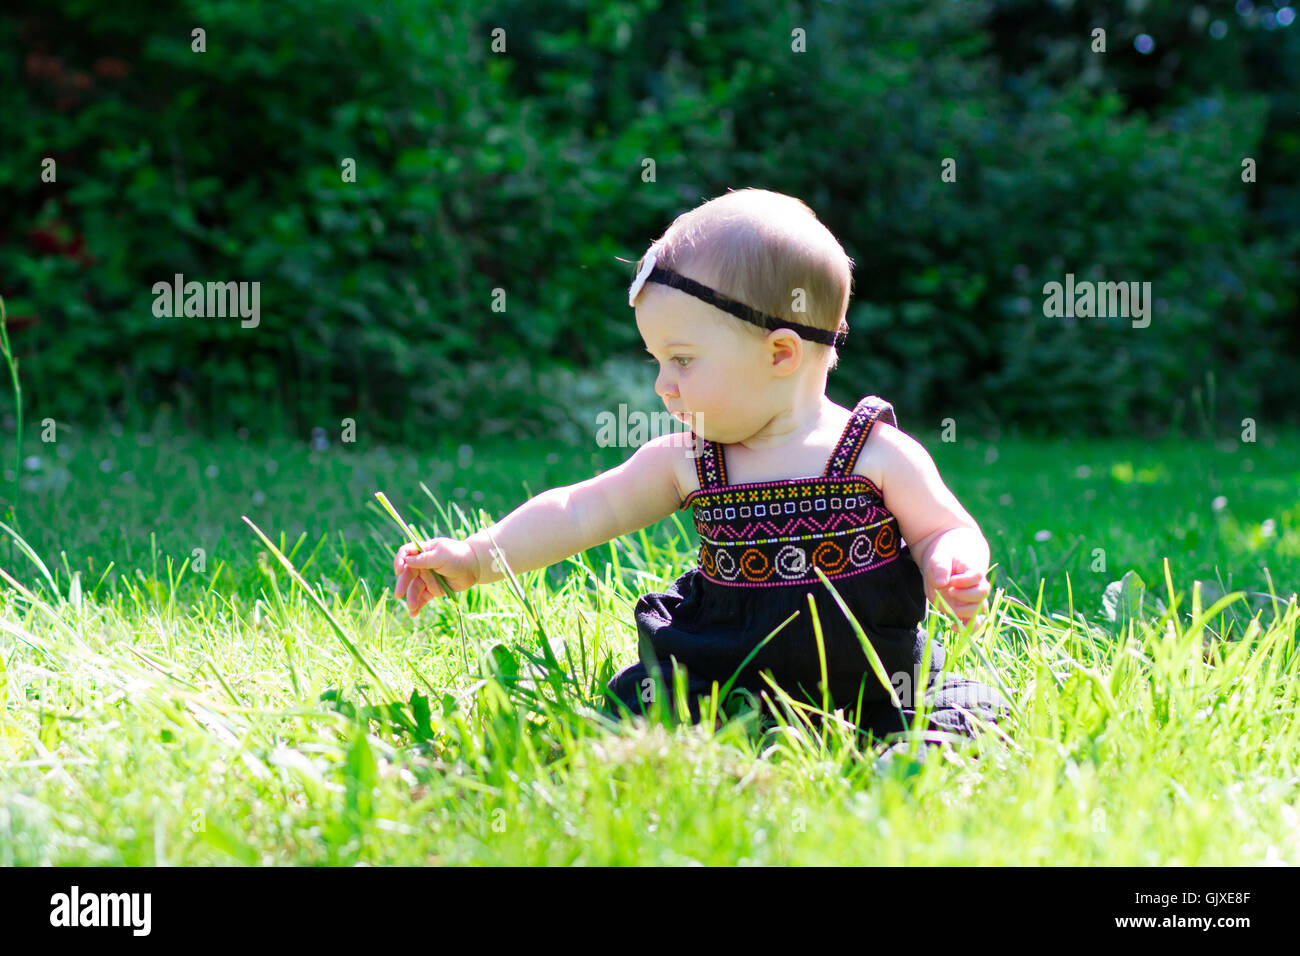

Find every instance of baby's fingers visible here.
[407,575,433,616]
[394,541,421,575]
[407,571,449,616]
[946,576,990,601]
[949,595,987,616]
[395,562,436,600]
[934,583,988,617]
[418,569,446,599]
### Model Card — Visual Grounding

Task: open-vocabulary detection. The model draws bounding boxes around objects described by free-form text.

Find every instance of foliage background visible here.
[1,0,1297,443]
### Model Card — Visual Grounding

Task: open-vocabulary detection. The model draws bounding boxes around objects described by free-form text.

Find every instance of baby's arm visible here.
[462,433,685,586]
[867,422,991,623]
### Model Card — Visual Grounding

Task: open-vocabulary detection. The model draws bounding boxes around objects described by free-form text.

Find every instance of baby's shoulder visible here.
[850,418,910,497]
[638,431,697,509]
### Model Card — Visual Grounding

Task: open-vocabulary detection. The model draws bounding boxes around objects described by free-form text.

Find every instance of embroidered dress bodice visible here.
[684,396,905,588]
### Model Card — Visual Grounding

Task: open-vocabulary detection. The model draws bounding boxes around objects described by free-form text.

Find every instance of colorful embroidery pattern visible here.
[688,396,906,587]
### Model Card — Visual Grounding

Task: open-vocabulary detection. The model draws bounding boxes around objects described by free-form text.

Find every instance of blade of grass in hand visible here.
[373,491,471,677]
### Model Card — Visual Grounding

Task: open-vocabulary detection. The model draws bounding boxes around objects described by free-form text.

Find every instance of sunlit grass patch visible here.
[2,483,1297,864]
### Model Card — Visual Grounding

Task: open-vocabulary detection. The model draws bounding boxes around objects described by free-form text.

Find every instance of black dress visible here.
[605,395,1012,743]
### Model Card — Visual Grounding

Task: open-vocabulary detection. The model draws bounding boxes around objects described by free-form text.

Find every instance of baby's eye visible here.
[673,357,691,368]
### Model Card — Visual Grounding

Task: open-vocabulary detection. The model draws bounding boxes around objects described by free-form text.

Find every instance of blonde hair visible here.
[630,188,853,372]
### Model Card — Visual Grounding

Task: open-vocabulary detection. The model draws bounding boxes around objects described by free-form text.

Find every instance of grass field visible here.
[0,415,1297,864]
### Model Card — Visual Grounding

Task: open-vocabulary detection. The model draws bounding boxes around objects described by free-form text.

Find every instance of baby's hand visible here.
[393,537,480,617]
[922,534,991,626]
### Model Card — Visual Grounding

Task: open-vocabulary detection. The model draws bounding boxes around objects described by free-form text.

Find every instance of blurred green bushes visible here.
[0,0,1295,442]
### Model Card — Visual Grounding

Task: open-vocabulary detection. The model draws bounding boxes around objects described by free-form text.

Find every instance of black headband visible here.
[642,265,848,348]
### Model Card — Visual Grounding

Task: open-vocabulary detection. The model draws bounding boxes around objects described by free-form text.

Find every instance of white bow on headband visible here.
[628,245,660,307]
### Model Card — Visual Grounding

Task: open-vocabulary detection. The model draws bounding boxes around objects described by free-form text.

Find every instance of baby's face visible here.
[636,283,796,443]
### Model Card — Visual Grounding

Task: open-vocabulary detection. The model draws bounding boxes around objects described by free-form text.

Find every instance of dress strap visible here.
[823,395,897,478]
[692,430,728,491]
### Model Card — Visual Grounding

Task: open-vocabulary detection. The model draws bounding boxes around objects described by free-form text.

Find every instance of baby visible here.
[394,188,1011,744]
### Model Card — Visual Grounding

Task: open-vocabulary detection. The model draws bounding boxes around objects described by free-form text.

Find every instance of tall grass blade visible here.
[0,520,59,599]
[241,515,407,723]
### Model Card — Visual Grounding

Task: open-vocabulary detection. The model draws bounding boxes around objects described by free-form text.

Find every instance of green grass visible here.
[0,415,1297,865]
